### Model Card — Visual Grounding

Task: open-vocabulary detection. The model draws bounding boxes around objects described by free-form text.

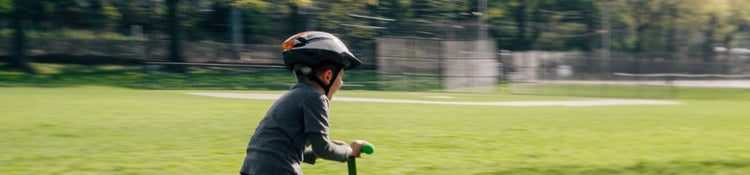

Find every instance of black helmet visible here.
[282,31,362,71]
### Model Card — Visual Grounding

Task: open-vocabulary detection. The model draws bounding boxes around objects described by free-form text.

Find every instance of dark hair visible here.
[295,61,343,83]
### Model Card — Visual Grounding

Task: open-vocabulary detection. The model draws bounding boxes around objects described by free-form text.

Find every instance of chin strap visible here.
[308,68,341,97]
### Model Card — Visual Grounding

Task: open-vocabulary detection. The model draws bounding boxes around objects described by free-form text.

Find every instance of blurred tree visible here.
[692,0,750,61]
[660,0,681,57]
[659,0,706,59]
[618,0,658,52]
[412,0,429,19]
[688,0,744,61]
[722,0,750,49]
[0,0,11,20]
[192,0,308,43]
[166,0,185,73]
[113,1,162,35]
[219,0,272,42]
[99,1,121,31]
[8,0,34,73]
[558,0,600,52]
[701,11,719,61]
[526,0,600,51]
[315,0,377,47]
[286,0,312,35]
[2,0,747,68]
[507,0,546,51]
[377,0,410,36]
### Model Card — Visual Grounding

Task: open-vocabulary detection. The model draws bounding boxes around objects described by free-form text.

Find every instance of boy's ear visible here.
[317,70,334,85]
[324,70,334,82]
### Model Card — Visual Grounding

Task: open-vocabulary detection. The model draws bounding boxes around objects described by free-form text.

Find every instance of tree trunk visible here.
[7,0,35,73]
[287,4,300,35]
[664,4,678,59]
[702,14,717,62]
[166,0,186,73]
[512,0,527,51]
[581,2,597,52]
[528,4,542,48]
[229,6,243,60]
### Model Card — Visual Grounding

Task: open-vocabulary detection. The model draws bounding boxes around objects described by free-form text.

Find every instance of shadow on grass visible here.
[477,159,750,175]
[1,63,433,91]
[0,63,293,90]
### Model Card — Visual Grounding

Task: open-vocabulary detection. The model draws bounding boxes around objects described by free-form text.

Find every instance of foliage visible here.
[3,0,750,57]
[611,0,750,59]
[224,0,270,9]
[100,1,122,29]
[0,0,10,14]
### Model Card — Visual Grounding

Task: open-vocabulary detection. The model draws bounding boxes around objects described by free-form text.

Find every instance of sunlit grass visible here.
[1,86,749,174]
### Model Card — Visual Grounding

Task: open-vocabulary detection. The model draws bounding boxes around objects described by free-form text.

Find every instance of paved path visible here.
[537,80,750,88]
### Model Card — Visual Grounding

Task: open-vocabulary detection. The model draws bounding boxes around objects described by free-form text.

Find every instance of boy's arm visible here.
[305,133,352,163]
[302,148,317,164]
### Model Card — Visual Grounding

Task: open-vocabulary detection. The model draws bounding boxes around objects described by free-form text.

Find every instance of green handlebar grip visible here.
[349,143,373,175]
[360,143,375,154]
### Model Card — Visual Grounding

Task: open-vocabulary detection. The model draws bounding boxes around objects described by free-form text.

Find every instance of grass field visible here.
[0,63,440,91]
[2,85,750,175]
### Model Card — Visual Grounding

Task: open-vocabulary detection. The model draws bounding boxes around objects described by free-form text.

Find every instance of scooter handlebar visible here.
[360,143,375,154]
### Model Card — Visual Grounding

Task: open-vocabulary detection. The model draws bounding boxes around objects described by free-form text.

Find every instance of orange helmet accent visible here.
[283,31,316,51]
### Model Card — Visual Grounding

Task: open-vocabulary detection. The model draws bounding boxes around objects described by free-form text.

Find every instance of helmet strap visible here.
[308,67,342,97]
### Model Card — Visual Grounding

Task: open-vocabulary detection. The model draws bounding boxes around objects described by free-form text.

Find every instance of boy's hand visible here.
[348,140,369,157]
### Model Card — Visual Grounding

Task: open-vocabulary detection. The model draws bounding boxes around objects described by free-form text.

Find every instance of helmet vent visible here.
[294,37,329,48]
[294,37,308,47]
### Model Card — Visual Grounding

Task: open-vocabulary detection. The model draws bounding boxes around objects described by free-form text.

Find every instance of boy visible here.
[240,31,369,175]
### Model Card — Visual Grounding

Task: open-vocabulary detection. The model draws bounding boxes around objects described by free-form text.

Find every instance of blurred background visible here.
[1,0,749,96]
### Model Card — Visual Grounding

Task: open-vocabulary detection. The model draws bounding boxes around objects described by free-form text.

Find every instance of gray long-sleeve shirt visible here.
[240,83,351,175]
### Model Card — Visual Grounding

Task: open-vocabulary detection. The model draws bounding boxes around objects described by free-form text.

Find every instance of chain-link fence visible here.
[3,1,750,96]
[506,51,750,98]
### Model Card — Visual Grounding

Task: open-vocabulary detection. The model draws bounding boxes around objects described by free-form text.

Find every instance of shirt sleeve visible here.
[305,133,352,163]
[302,94,330,135]
[302,148,317,164]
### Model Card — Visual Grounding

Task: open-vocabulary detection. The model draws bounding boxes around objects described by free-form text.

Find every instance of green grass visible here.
[0,63,296,90]
[0,29,144,41]
[0,63,440,91]
[2,86,750,174]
